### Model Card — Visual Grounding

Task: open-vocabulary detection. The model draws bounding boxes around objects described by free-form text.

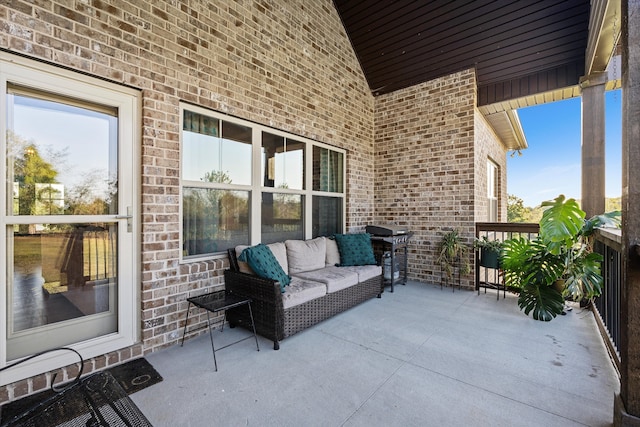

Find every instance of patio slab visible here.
[131,281,619,426]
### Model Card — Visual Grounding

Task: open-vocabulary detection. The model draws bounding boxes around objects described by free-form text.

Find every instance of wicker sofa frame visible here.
[225,249,382,350]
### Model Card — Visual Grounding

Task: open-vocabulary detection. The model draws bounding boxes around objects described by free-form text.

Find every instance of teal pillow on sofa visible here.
[239,244,291,292]
[334,233,377,267]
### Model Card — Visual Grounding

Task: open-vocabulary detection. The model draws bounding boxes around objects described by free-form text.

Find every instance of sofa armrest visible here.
[224,269,282,303]
[227,248,240,272]
[224,269,285,348]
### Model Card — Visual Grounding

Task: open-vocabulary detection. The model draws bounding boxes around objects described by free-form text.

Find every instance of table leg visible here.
[247,302,260,352]
[206,310,218,372]
[180,302,192,347]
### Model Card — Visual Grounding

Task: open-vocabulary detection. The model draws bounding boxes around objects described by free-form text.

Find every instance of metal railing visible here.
[474,222,539,294]
[475,222,540,240]
[474,222,622,371]
[593,228,622,371]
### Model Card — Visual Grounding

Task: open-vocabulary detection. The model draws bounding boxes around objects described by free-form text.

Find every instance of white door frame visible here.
[0,53,140,386]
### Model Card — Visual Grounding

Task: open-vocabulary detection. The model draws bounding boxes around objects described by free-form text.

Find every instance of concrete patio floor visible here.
[131,281,619,426]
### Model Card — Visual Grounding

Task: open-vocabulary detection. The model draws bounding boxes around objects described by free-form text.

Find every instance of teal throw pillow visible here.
[334,233,377,267]
[239,244,291,292]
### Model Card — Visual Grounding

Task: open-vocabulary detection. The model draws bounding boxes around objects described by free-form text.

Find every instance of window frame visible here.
[487,159,499,222]
[179,104,346,262]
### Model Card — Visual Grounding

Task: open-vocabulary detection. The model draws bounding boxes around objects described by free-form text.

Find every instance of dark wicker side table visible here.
[181,291,259,371]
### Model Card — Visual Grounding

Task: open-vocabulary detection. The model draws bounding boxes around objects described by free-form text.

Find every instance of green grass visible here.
[13,232,114,283]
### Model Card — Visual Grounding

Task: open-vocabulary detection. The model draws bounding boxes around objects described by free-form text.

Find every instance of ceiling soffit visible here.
[332,1,624,152]
[333,0,591,101]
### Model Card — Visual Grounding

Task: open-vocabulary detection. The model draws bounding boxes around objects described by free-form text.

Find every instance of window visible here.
[313,146,343,193]
[180,105,345,259]
[311,147,344,238]
[182,111,252,256]
[487,160,499,222]
[1,53,139,384]
[312,195,343,237]
[261,132,305,243]
[261,132,304,190]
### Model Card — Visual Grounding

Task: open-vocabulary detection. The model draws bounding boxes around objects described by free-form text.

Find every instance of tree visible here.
[9,132,61,233]
[65,171,110,215]
[203,170,231,184]
[183,170,249,255]
[15,144,59,212]
[526,205,545,224]
[507,194,529,223]
[606,197,621,212]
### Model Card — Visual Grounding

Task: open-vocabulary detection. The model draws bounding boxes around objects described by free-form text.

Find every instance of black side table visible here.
[181,291,259,371]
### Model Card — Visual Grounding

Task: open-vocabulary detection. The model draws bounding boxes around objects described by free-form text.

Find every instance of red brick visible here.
[11,379,29,399]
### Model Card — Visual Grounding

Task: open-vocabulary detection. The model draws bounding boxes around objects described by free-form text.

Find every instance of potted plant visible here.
[474,236,503,269]
[437,229,471,280]
[501,195,620,321]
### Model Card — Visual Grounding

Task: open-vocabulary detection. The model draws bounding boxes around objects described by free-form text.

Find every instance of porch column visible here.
[580,72,607,218]
[615,0,640,424]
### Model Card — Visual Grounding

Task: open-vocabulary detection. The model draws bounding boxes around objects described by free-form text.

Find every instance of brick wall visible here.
[0,0,374,402]
[0,0,509,404]
[474,111,508,222]
[374,69,478,288]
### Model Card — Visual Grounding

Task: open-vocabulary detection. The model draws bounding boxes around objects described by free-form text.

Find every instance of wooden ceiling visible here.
[333,0,591,106]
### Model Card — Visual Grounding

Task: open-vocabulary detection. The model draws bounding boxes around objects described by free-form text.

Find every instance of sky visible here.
[13,96,114,197]
[507,89,622,207]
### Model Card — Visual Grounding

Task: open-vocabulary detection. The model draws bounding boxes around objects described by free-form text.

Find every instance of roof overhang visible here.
[479,85,581,151]
[479,0,621,152]
[479,107,527,152]
[585,0,621,75]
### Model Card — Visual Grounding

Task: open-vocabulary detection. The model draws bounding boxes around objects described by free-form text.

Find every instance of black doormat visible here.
[0,358,162,425]
[107,357,163,395]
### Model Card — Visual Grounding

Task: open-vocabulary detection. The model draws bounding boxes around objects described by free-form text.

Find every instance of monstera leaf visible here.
[502,237,564,287]
[564,251,604,300]
[582,211,622,237]
[539,195,585,253]
[517,282,565,321]
[499,237,531,273]
[500,194,618,321]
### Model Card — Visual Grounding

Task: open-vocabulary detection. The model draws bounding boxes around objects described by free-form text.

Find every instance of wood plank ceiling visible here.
[333,0,591,107]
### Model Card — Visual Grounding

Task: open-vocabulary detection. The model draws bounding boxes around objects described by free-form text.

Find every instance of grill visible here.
[366,225,413,293]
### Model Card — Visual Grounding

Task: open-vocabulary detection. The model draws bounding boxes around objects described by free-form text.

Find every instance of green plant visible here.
[437,229,471,278]
[474,236,504,269]
[474,236,504,252]
[501,195,621,321]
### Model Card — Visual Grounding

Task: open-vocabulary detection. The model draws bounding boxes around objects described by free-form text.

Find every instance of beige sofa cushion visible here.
[292,266,359,293]
[236,242,288,275]
[281,277,327,309]
[285,237,326,274]
[325,237,341,267]
[341,265,382,282]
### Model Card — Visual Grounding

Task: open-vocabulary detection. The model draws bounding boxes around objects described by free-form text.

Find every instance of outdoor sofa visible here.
[225,234,383,350]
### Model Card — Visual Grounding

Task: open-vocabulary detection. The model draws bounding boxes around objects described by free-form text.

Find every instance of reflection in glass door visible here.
[6,88,120,360]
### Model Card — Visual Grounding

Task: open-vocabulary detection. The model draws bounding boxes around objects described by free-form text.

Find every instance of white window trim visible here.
[0,53,140,385]
[179,103,346,262]
[487,159,499,222]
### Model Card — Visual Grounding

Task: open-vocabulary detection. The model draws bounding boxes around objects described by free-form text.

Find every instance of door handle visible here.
[116,207,133,232]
